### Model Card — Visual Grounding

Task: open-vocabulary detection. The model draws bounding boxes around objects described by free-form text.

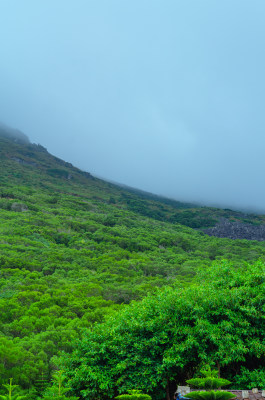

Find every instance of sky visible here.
[1,0,265,212]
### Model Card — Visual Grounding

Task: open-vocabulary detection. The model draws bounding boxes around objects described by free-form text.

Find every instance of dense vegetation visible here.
[64,262,265,400]
[1,129,265,398]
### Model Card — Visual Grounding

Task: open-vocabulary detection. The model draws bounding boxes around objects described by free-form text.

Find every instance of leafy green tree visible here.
[233,367,265,389]
[63,261,265,400]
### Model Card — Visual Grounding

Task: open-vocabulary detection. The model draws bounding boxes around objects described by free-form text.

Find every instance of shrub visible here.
[116,390,152,400]
[185,367,235,400]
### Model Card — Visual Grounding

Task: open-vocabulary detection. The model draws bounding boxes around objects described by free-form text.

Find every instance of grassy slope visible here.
[1,133,265,389]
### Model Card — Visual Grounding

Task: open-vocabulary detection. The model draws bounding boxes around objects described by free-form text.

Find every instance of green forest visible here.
[1,132,265,399]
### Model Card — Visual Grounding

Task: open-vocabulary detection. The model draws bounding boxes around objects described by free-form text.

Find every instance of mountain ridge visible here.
[0,122,30,144]
[1,124,265,237]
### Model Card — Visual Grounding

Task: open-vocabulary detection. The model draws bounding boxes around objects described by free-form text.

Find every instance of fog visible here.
[1,1,265,212]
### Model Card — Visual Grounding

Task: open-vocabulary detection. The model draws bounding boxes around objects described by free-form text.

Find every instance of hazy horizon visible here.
[1,1,265,212]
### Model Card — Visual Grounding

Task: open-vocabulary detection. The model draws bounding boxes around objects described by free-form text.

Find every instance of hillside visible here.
[1,127,265,393]
[1,126,265,232]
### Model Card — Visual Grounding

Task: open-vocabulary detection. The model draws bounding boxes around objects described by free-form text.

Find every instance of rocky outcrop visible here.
[204,218,265,241]
[11,203,28,212]
[10,157,37,167]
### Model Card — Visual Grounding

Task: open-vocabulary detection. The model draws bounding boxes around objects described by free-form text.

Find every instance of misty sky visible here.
[1,1,265,211]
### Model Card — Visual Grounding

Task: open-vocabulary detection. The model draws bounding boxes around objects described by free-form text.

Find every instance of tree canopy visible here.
[63,261,265,400]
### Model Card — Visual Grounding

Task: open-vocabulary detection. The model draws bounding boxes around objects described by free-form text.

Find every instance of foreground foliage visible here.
[41,370,78,400]
[233,367,265,389]
[63,261,265,399]
[115,390,152,400]
[0,378,25,400]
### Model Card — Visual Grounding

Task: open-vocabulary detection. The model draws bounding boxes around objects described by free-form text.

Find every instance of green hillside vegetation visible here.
[63,262,265,400]
[1,130,265,397]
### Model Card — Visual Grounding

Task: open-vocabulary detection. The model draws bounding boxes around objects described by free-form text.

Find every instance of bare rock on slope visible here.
[204,217,265,241]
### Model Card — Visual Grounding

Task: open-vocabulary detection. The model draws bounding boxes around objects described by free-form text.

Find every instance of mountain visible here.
[1,124,265,234]
[1,127,265,391]
[0,122,30,144]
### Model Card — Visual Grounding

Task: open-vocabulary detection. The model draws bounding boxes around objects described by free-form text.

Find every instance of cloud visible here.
[1,0,265,212]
